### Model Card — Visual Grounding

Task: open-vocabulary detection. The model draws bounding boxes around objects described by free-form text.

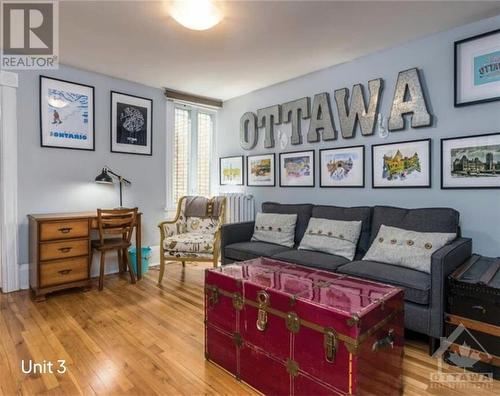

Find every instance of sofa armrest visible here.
[429,237,472,338]
[220,221,255,264]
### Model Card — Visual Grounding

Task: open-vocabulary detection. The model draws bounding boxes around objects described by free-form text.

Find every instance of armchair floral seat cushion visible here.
[158,196,226,282]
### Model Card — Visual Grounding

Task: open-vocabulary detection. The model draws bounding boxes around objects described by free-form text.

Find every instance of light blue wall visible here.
[17,65,166,265]
[217,15,500,257]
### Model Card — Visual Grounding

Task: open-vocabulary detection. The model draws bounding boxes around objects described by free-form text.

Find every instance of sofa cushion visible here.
[272,250,349,272]
[262,202,313,245]
[363,225,456,273]
[312,205,372,253]
[336,260,430,305]
[225,241,292,261]
[370,206,460,244]
[252,212,297,247]
[299,218,362,260]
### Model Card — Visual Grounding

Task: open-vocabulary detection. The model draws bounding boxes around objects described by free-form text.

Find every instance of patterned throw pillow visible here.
[363,225,456,273]
[298,218,362,260]
[251,213,297,248]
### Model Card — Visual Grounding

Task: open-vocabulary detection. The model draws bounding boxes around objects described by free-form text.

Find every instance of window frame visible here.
[165,100,217,212]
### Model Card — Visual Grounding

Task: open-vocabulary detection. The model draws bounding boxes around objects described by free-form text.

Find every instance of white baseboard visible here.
[18,245,161,291]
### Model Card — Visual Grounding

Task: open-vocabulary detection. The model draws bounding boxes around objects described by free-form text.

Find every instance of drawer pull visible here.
[58,227,73,234]
[58,247,72,253]
[472,305,486,314]
[58,269,72,275]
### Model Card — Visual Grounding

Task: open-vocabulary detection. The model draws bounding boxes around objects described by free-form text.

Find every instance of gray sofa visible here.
[220,202,472,354]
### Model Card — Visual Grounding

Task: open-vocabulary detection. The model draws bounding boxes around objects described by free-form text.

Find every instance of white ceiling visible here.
[59,1,500,100]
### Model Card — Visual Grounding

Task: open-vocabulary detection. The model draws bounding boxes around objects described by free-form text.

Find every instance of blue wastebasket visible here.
[128,246,152,275]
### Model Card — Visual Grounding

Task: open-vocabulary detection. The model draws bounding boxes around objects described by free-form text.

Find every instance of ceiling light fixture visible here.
[170,0,223,31]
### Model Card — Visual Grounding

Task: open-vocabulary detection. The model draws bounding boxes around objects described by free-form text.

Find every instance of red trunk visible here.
[205,258,404,395]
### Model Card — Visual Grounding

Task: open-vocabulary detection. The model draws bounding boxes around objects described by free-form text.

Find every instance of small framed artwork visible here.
[441,132,500,189]
[320,145,364,188]
[111,91,153,155]
[279,150,315,187]
[247,153,275,187]
[220,156,244,185]
[40,76,95,151]
[455,29,500,107]
[372,138,431,188]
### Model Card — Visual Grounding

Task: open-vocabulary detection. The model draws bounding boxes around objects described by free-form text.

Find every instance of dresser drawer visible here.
[40,220,89,241]
[40,239,88,261]
[40,257,88,287]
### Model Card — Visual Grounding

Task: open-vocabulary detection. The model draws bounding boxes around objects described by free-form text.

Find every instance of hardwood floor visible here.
[1,262,498,395]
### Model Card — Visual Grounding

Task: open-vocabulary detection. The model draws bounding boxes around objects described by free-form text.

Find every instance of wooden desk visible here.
[28,211,142,301]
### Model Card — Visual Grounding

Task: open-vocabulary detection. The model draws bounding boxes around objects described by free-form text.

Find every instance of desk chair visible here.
[91,208,138,291]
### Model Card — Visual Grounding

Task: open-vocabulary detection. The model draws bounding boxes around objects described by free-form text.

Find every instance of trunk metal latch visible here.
[324,327,338,363]
[256,290,270,331]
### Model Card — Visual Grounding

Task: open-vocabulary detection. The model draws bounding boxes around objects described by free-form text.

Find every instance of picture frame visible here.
[441,132,500,189]
[279,150,315,187]
[371,138,431,188]
[247,153,275,187]
[111,91,153,155]
[220,156,244,185]
[319,145,365,188]
[454,28,500,107]
[39,76,95,151]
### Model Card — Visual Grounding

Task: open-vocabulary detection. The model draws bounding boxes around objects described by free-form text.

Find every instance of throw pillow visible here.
[298,218,362,260]
[363,225,456,273]
[251,213,297,248]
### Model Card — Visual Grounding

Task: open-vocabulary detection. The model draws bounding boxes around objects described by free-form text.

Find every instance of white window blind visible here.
[171,104,215,206]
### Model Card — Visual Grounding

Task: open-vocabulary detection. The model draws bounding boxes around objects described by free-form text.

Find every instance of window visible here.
[171,104,215,205]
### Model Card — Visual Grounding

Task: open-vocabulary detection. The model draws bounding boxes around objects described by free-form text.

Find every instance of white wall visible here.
[16,65,167,267]
[217,15,500,256]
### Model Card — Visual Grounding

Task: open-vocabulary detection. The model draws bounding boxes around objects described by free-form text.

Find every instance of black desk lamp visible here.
[95,166,131,208]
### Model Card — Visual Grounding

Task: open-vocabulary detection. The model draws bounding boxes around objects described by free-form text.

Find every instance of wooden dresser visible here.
[29,213,92,301]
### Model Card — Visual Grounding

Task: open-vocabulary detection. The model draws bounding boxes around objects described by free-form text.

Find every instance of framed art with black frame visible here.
[441,132,500,189]
[110,91,153,155]
[247,153,275,187]
[220,155,244,186]
[319,145,365,188]
[279,150,315,187]
[455,28,500,107]
[40,76,95,151]
[372,138,431,188]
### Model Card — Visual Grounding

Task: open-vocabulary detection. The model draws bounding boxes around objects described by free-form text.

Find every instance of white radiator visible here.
[222,193,255,224]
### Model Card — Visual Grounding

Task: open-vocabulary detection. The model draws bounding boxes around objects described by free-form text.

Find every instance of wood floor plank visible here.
[1,261,498,395]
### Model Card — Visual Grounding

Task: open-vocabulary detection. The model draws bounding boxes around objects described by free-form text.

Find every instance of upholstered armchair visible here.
[158,196,226,283]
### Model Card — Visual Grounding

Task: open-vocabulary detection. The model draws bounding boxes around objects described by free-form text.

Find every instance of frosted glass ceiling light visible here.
[170,0,223,31]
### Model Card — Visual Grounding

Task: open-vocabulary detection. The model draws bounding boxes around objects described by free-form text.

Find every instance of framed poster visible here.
[441,132,500,189]
[320,145,364,188]
[455,29,500,107]
[279,150,315,187]
[111,91,153,155]
[220,156,244,185]
[40,76,95,151]
[247,153,275,187]
[372,138,431,188]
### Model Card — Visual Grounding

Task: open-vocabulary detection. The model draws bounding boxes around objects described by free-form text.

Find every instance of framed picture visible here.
[247,153,275,187]
[455,29,500,107]
[279,150,315,187]
[40,76,95,151]
[372,138,431,188]
[220,156,244,185]
[319,145,364,188]
[441,132,500,189]
[111,91,153,155]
